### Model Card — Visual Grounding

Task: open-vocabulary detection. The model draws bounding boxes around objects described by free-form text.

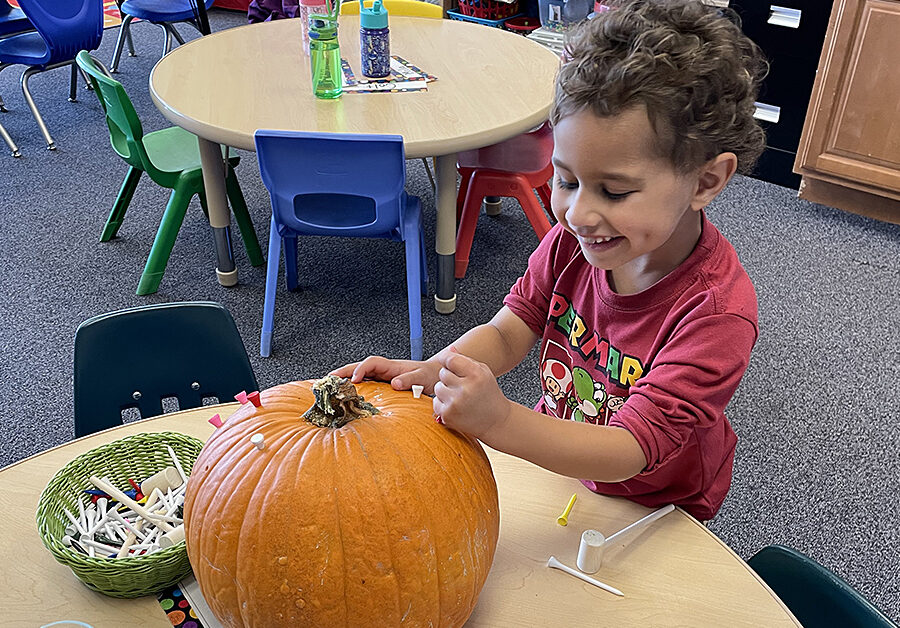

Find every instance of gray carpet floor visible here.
[1,10,898,622]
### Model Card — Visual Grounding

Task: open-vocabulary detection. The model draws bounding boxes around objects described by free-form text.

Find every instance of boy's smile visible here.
[551,106,722,295]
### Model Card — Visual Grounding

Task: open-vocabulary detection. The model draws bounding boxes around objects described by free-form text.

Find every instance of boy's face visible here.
[551,106,714,294]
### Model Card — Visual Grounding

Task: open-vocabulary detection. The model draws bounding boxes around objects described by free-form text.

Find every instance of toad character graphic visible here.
[542,359,572,412]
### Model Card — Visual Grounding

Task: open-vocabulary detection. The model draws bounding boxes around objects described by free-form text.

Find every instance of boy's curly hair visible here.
[551,0,767,174]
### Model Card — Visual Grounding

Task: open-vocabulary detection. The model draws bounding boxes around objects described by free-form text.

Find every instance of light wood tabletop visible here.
[4,403,800,627]
[149,17,561,313]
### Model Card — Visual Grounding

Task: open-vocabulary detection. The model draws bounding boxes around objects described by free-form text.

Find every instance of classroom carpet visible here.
[0,8,898,623]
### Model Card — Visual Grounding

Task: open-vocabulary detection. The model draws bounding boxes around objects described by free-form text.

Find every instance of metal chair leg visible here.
[162,23,173,57]
[422,158,436,193]
[21,67,56,150]
[0,63,9,112]
[164,23,185,47]
[110,15,135,73]
[0,119,20,158]
[126,25,136,56]
[68,64,78,102]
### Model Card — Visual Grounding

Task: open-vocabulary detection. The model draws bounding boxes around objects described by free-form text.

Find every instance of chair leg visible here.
[126,25,136,56]
[404,211,424,361]
[68,64,78,102]
[514,181,553,240]
[283,235,299,291]
[136,183,192,295]
[0,118,20,158]
[455,171,491,279]
[421,157,435,194]
[101,166,143,241]
[419,225,428,296]
[21,67,55,150]
[536,182,552,211]
[198,189,210,220]
[110,15,135,73]
[261,214,282,357]
[165,23,186,47]
[456,167,474,222]
[0,63,10,113]
[224,165,264,267]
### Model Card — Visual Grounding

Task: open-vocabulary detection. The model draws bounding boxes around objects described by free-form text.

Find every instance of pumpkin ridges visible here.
[189,416,322,625]
[347,418,444,625]
[361,412,493,627]
[397,423,489,627]
[234,426,329,626]
[343,422,408,625]
[426,425,499,625]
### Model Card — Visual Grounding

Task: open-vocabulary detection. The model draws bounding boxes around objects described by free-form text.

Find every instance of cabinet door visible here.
[795,0,900,199]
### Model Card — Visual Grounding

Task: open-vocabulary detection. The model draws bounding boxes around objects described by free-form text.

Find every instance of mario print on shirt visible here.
[539,293,646,425]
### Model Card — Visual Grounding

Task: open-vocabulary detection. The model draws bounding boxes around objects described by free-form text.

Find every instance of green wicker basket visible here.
[35,431,204,598]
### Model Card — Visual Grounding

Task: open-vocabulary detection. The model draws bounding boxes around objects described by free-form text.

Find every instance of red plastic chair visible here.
[455,121,554,278]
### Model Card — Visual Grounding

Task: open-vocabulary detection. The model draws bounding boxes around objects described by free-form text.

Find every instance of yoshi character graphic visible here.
[567,367,607,424]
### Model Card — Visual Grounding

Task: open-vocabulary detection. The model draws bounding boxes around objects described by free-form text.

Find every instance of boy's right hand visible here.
[330,356,441,395]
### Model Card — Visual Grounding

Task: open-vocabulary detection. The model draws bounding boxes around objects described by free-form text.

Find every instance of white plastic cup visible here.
[576,529,606,573]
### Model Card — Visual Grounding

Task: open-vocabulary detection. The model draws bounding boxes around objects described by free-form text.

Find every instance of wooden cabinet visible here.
[794,0,900,224]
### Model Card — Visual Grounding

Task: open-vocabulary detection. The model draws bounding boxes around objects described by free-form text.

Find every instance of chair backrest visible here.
[340,0,442,17]
[73,302,259,438]
[17,0,102,65]
[0,0,32,37]
[76,51,153,172]
[748,545,897,628]
[254,129,408,238]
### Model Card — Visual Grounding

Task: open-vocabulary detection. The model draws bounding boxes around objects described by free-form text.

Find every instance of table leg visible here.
[197,138,238,286]
[433,153,457,314]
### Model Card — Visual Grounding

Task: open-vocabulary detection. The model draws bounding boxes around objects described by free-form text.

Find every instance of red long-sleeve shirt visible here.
[504,214,758,520]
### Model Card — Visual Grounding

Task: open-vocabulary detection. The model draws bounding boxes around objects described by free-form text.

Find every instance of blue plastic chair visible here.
[109,0,214,73]
[254,130,427,360]
[748,545,897,628]
[0,0,102,151]
[0,0,32,37]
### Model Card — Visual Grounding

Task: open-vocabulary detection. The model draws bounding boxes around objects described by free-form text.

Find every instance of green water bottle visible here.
[309,14,342,99]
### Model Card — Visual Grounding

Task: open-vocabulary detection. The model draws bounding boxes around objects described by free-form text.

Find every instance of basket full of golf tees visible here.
[35,432,203,598]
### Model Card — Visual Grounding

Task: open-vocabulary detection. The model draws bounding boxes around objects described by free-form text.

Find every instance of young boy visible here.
[333,0,767,521]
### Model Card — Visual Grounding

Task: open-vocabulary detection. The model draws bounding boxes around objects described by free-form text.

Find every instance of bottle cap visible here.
[360,0,388,29]
[309,14,337,39]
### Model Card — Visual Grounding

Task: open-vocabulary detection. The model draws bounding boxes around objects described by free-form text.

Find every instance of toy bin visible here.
[537,0,591,31]
[505,15,541,34]
[447,8,523,27]
[457,0,520,21]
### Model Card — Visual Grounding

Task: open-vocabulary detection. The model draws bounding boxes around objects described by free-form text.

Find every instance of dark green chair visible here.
[75,51,264,295]
[74,301,258,437]
[748,545,897,628]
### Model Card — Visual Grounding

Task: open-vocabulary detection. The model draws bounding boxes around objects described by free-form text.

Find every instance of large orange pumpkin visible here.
[184,377,500,627]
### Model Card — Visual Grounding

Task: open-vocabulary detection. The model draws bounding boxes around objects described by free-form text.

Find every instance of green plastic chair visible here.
[74,301,258,437]
[75,51,264,295]
[748,545,897,628]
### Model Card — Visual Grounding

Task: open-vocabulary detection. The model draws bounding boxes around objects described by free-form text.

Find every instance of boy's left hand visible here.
[433,349,511,440]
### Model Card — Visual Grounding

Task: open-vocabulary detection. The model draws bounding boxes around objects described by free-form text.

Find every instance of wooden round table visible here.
[149,17,561,312]
[3,403,800,626]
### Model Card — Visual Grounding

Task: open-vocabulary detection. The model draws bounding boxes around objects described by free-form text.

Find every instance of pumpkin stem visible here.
[303,375,380,428]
